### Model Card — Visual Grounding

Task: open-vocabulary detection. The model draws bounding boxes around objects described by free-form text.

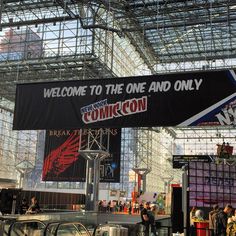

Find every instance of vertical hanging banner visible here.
[13,69,236,130]
[42,128,121,182]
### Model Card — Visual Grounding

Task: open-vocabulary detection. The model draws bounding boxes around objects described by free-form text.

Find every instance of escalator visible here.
[7,220,92,236]
[6,219,131,236]
[7,219,46,236]
[44,222,92,236]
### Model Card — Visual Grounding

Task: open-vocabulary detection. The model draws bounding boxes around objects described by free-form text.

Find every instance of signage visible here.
[13,70,236,130]
[42,128,121,182]
[173,155,213,169]
[188,162,236,207]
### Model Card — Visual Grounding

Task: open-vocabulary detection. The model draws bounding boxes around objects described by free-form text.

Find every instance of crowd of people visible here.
[98,200,158,215]
[98,200,158,235]
[98,200,141,214]
[19,196,236,235]
[209,204,236,236]
[191,204,236,236]
[19,196,41,215]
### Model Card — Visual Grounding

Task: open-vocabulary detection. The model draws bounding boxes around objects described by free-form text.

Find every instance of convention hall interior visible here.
[0,1,235,236]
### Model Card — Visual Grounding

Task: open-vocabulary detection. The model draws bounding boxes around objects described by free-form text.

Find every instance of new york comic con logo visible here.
[215,100,236,125]
[80,96,147,124]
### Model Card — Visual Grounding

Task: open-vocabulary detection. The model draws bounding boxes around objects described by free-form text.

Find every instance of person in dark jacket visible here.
[19,198,29,215]
[148,205,157,236]
[209,204,219,236]
[140,202,151,236]
[215,204,233,236]
[26,196,41,214]
[128,201,132,215]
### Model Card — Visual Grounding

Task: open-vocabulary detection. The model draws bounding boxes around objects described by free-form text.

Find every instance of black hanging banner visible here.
[42,128,121,182]
[13,70,236,130]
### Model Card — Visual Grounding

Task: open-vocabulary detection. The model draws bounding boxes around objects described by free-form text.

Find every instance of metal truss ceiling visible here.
[1,1,235,65]
[118,0,236,65]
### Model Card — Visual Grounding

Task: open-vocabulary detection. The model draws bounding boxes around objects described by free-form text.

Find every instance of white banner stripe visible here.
[178,92,236,126]
[229,70,236,82]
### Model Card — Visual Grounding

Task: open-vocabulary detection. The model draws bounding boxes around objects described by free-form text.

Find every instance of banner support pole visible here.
[80,150,110,211]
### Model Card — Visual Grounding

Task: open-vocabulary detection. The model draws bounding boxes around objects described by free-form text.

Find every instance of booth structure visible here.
[182,161,236,235]
[194,222,209,236]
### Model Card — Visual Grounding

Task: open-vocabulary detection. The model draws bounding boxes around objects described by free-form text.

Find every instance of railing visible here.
[5,218,214,236]
[3,212,214,236]
[7,219,94,236]
[43,221,92,236]
[142,224,212,236]
[8,219,46,236]
[128,222,213,236]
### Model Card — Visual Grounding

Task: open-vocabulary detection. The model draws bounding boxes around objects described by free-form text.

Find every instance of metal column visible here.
[0,0,3,31]
[79,129,112,211]
[132,168,151,193]
[85,159,93,210]
[80,150,110,211]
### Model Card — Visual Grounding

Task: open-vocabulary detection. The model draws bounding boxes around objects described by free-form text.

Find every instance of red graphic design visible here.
[42,133,84,180]
[81,96,147,124]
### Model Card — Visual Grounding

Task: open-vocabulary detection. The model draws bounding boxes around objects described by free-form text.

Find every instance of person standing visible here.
[118,201,123,212]
[140,202,144,212]
[215,204,233,236]
[148,205,157,236]
[26,196,41,214]
[19,198,29,215]
[140,202,151,236]
[98,200,103,212]
[227,208,236,236]
[209,204,219,236]
[128,201,132,215]
[135,201,140,214]
[190,206,197,226]
[107,201,111,213]
[190,206,197,236]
